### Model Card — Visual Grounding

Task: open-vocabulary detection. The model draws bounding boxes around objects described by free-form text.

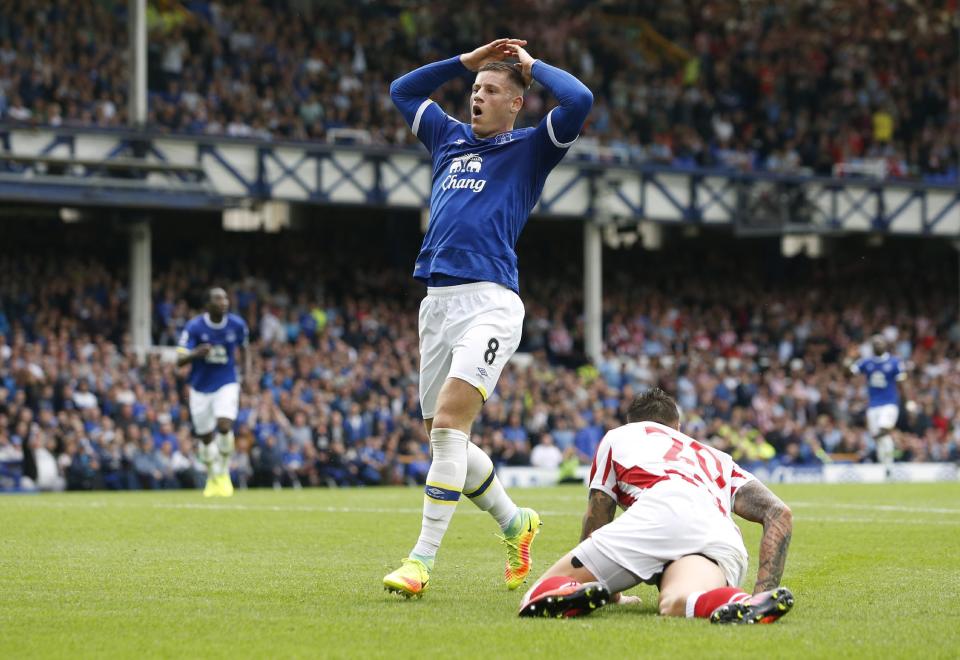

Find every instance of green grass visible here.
[2,483,959,658]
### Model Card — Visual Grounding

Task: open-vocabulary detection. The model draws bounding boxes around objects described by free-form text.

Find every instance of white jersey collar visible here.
[203,313,228,329]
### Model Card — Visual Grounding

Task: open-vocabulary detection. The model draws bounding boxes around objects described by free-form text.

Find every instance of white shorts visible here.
[418,282,524,419]
[866,404,899,436]
[572,482,748,591]
[189,383,240,436]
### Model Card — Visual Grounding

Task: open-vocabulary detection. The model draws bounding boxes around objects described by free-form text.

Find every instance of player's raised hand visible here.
[193,343,212,359]
[460,38,527,72]
[506,44,535,88]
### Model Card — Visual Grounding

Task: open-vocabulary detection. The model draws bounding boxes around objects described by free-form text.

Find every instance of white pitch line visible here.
[7,497,960,521]
[790,501,960,515]
[149,502,581,518]
[799,515,960,527]
[147,503,960,524]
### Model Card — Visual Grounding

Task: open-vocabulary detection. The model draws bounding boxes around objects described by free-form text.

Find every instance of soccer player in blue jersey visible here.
[850,335,907,467]
[383,38,593,597]
[177,288,251,497]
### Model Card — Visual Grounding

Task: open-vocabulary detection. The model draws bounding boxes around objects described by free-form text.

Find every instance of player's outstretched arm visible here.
[733,480,793,594]
[580,488,617,541]
[510,45,593,147]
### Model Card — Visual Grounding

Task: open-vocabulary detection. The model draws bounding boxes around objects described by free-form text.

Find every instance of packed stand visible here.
[1,227,958,493]
[0,1,957,182]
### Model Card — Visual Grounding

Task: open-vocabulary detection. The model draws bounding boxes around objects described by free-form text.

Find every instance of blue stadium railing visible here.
[0,125,957,236]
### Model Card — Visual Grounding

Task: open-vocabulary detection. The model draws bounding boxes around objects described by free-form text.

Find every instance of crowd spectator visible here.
[0,0,956,182]
[1,220,959,493]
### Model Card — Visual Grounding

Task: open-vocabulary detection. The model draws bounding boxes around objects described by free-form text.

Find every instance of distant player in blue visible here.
[383,38,592,597]
[850,335,906,466]
[177,287,250,497]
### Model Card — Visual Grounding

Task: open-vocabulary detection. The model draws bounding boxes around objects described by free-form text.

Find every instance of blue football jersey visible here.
[178,313,249,393]
[392,57,592,293]
[852,354,904,407]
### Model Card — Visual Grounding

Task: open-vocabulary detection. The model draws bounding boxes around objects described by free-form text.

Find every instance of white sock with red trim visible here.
[686,587,752,618]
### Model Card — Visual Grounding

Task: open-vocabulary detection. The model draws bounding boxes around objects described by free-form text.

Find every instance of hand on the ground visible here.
[612,592,642,607]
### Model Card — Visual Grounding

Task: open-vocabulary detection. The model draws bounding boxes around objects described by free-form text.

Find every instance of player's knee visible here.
[432,380,483,432]
[431,411,455,431]
[431,409,471,434]
[215,418,232,434]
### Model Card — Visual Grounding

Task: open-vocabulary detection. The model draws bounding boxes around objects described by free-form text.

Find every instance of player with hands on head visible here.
[177,287,250,498]
[519,388,794,624]
[383,38,593,597]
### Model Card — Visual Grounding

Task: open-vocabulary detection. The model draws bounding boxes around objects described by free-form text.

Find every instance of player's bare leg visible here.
[530,551,600,586]
[662,554,795,624]
[658,554,727,616]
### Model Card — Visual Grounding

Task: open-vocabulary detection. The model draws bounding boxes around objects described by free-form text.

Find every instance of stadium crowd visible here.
[0,0,957,181]
[1,226,958,492]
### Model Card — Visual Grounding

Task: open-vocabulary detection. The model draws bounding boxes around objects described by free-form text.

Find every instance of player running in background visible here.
[850,335,906,468]
[177,288,250,497]
[519,389,794,624]
[383,38,593,597]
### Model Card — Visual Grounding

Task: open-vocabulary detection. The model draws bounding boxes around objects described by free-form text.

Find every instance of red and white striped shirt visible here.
[589,421,755,517]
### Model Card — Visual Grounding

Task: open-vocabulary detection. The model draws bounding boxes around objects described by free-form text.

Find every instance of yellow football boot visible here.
[383,558,430,598]
[500,508,541,590]
[203,474,218,498]
[216,474,234,497]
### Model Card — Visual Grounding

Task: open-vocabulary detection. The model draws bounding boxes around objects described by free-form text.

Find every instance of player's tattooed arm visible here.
[733,480,793,594]
[580,489,617,541]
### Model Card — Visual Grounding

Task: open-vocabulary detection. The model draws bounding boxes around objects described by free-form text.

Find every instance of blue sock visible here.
[410,552,435,571]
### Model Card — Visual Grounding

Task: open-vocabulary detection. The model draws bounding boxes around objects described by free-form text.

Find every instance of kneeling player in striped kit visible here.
[383,38,593,597]
[520,389,795,624]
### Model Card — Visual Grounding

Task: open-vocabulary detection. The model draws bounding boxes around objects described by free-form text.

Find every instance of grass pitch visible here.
[2,483,959,659]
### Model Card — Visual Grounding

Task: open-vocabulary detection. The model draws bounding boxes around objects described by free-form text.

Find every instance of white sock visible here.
[411,428,469,560]
[877,433,895,465]
[464,441,519,531]
[685,591,704,618]
[213,431,235,464]
[202,438,227,478]
[199,440,216,470]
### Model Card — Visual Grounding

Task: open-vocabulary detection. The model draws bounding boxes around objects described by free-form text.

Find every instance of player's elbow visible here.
[566,87,593,120]
[577,86,594,110]
[389,78,407,104]
[773,503,793,529]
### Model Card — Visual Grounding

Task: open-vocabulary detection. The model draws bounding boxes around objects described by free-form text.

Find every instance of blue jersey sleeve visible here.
[390,56,468,153]
[851,358,864,374]
[530,60,593,159]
